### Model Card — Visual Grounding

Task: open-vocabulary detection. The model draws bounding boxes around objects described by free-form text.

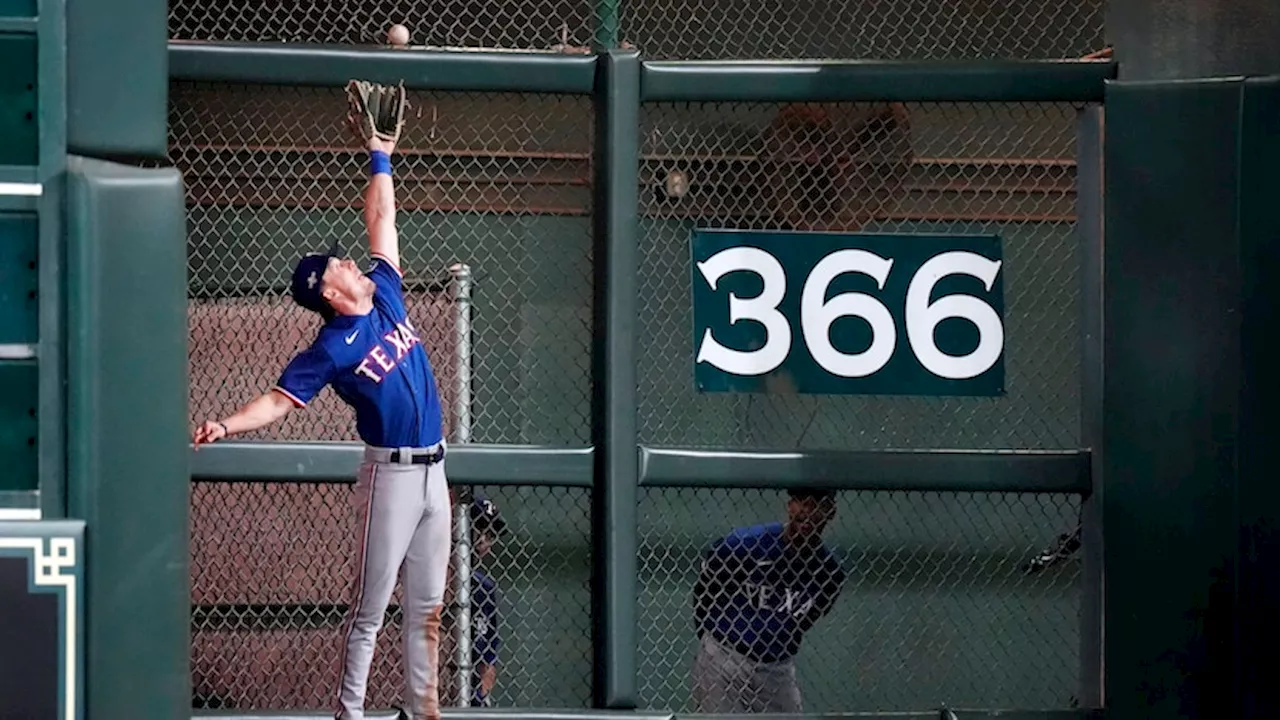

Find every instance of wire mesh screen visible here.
[174,82,593,446]
[190,481,593,710]
[167,0,1104,60]
[168,0,596,50]
[637,487,1083,713]
[637,101,1083,450]
[623,0,1105,60]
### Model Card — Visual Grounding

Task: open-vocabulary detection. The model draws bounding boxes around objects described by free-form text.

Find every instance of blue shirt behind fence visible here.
[694,522,846,663]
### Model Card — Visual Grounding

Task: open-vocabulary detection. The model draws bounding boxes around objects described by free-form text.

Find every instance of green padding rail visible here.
[639,447,1092,494]
[640,59,1116,103]
[169,41,599,94]
[190,442,595,486]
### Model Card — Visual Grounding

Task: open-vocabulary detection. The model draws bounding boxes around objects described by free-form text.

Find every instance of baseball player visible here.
[440,495,506,707]
[691,488,847,713]
[191,83,451,720]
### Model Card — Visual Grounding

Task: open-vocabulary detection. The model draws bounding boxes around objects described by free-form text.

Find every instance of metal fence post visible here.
[591,48,640,710]
[1075,104,1104,710]
[449,262,475,705]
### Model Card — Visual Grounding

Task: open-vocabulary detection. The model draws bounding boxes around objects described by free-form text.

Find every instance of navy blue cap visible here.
[471,495,506,535]
[290,241,344,317]
[788,487,836,501]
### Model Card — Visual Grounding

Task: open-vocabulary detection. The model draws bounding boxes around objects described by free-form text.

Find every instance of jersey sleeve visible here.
[800,552,847,630]
[273,343,337,407]
[367,253,406,308]
[693,535,741,628]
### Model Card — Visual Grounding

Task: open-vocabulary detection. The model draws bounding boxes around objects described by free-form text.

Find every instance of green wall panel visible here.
[0,362,37,492]
[0,33,37,166]
[0,0,36,16]
[0,214,38,344]
[66,0,167,157]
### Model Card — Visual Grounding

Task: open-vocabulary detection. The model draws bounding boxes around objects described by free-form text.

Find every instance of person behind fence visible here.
[691,488,847,713]
[439,495,506,707]
[190,80,453,720]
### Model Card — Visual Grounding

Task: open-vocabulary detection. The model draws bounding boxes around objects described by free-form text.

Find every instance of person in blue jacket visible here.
[691,488,846,713]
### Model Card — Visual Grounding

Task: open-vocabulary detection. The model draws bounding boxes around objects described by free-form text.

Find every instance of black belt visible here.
[390,446,446,465]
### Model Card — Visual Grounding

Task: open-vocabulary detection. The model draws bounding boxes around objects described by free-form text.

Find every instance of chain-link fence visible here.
[168,0,598,51]
[638,100,1083,451]
[173,81,594,446]
[637,487,1083,713]
[623,0,1105,60]
[190,481,593,710]
[168,0,1104,60]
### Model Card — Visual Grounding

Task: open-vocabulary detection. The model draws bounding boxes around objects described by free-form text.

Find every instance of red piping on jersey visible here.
[271,385,307,408]
[334,464,377,714]
[371,252,404,278]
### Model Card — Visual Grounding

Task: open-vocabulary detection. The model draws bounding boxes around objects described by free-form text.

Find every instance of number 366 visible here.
[695,247,1005,381]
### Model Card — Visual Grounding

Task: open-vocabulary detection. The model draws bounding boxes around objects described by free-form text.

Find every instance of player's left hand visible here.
[191,420,228,449]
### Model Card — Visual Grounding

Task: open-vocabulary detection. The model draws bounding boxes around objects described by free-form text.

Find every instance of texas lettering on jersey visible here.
[739,581,818,620]
[353,319,423,383]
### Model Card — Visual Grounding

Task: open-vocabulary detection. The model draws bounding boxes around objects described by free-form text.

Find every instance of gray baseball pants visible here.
[335,444,452,720]
[692,633,803,713]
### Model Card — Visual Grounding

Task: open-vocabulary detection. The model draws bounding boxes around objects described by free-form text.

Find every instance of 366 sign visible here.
[691,230,1006,396]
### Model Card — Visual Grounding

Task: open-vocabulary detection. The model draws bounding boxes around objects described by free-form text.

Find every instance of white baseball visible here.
[387,24,410,46]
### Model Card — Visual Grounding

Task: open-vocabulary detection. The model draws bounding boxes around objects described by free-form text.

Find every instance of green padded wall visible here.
[66,156,189,719]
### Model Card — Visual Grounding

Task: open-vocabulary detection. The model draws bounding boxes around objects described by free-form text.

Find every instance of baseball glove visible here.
[346,79,408,146]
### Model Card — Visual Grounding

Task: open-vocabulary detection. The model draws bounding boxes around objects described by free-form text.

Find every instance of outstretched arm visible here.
[364,137,400,269]
[192,390,295,447]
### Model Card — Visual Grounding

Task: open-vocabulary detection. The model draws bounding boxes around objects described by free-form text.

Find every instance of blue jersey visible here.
[463,570,500,705]
[471,570,500,669]
[274,255,443,448]
[693,522,845,663]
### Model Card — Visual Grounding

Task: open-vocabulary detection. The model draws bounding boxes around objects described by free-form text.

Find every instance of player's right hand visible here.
[191,420,228,449]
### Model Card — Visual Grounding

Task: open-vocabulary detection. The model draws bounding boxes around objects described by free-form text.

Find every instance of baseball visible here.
[387,24,410,46]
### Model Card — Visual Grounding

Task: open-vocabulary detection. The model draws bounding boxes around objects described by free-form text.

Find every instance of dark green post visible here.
[590,48,640,710]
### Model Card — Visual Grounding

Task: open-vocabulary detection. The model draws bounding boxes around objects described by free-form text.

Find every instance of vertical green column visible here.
[1074,105,1104,710]
[37,0,68,520]
[66,156,190,720]
[590,48,640,710]
[1103,76,1280,718]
